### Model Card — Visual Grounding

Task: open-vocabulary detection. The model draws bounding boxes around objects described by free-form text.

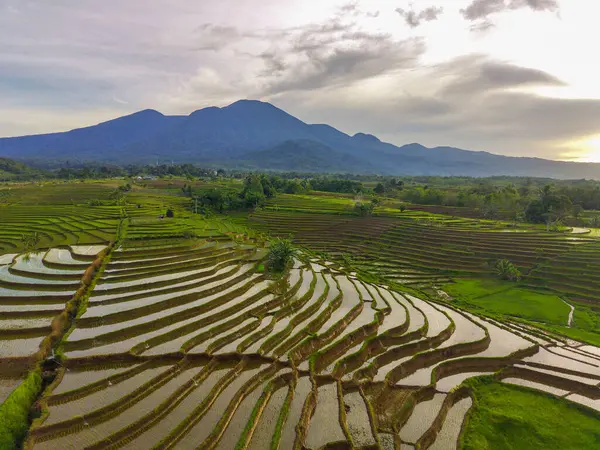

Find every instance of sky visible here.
[1,0,600,162]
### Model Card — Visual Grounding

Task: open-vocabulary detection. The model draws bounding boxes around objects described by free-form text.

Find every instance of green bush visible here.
[267,238,296,272]
[353,201,375,217]
[494,259,521,282]
[0,370,42,450]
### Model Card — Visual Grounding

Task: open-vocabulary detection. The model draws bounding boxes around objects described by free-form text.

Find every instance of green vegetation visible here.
[494,259,521,282]
[445,278,570,326]
[0,157,45,181]
[266,238,296,272]
[461,377,600,450]
[0,370,42,450]
[353,199,375,217]
[0,172,599,449]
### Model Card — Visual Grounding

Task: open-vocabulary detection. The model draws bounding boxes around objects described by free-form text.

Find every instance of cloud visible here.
[273,55,599,160]
[259,25,426,94]
[461,0,505,20]
[195,24,241,51]
[395,5,444,28]
[336,2,380,19]
[183,16,427,97]
[437,55,565,96]
[469,20,495,33]
[461,0,559,21]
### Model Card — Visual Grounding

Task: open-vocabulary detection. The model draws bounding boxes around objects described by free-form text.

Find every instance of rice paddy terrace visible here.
[7,235,597,449]
[249,195,591,286]
[1,183,599,449]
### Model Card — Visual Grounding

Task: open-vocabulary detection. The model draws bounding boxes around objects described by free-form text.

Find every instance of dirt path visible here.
[561,299,575,327]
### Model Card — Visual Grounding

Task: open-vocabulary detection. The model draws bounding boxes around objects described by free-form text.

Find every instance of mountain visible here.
[229,139,375,173]
[1,99,600,179]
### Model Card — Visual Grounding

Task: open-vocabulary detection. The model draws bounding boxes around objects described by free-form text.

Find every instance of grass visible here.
[445,278,570,326]
[460,377,600,450]
[0,370,43,450]
[534,303,600,347]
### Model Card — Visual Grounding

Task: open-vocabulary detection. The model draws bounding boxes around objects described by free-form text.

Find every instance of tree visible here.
[242,175,266,208]
[109,188,126,206]
[494,259,521,282]
[354,200,375,217]
[266,238,296,272]
[572,204,584,220]
[374,183,385,195]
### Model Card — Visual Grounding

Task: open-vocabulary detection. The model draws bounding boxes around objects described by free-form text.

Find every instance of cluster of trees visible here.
[388,181,591,225]
[524,185,574,225]
[310,178,364,194]
[194,175,310,213]
[54,163,222,180]
[0,157,44,181]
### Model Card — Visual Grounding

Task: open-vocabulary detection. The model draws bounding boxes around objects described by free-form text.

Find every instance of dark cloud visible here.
[263,34,425,94]
[395,6,444,28]
[259,52,287,76]
[461,0,559,21]
[438,55,565,96]
[460,0,505,20]
[196,24,241,51]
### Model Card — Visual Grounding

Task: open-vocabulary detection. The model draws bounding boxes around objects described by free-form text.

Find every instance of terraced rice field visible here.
[248,208,586,286]
[0,205,120,254]
[20,236,600,449]
[0,246,105,362]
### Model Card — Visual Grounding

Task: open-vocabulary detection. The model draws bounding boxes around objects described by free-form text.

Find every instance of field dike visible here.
[11,240,599,450]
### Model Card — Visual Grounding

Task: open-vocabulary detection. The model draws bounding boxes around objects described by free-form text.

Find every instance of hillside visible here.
[2,100,600,178]
[0,157,43,180]
[228,139,375,173]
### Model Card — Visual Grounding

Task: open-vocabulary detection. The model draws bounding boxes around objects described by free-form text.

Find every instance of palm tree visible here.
[495,259,521,282]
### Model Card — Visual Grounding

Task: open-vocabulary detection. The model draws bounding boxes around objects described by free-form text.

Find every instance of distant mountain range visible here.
[1,99,599,178]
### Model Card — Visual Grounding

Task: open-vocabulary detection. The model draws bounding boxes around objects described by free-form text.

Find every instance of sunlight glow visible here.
[562,136,600,163]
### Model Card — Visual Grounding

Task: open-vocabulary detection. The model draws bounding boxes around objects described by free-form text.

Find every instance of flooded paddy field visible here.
[0,233,595,450]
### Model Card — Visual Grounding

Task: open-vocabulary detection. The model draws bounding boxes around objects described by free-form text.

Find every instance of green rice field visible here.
[0,181,598,450]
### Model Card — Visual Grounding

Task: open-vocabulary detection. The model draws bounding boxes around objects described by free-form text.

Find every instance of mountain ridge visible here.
[1,99,599,179]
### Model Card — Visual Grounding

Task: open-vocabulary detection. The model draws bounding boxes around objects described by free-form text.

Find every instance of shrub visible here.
[494,259,521,282]
[267,238,296,272]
